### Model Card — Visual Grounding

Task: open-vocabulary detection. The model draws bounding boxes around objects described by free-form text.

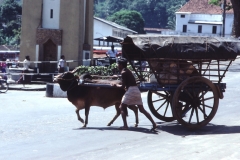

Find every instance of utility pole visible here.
[222,0,226,37]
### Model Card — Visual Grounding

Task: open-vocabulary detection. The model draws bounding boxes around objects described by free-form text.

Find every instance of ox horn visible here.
[71,67,79,74]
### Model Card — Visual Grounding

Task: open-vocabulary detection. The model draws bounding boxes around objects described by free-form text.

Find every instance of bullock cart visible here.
[121,35,240,129]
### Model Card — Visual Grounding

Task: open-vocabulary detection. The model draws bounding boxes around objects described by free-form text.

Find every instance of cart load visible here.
[121,35,240,129]
[122,35,240,60]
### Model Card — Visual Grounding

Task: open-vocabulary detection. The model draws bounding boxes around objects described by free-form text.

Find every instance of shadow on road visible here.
[157,121,240,137]
[73,126,159,134]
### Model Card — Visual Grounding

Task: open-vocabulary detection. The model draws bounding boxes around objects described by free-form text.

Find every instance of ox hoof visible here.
[107,123,112,126]
[78,119,84,123]
[134,124,138,127]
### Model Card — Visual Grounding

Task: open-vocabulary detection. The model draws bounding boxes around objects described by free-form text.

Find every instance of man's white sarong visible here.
[122,86,143,105]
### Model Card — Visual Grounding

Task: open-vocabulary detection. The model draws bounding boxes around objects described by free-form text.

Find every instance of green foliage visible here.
[94,0,109,18]
[75,63,119,76]
[209,0,220,5]
[0,0,21,45]
[107,10,145,34]
[209,0,232,10]
[94,0,189,29]
[75,63,132,77]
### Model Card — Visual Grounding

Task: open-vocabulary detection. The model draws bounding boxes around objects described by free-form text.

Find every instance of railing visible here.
[0,60,84,83]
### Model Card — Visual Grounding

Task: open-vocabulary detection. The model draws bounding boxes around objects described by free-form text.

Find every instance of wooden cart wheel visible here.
[147,90,175,122]
[172,76,219,129]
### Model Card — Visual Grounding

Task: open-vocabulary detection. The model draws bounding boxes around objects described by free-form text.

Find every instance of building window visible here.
[183,25,187,33]
[50,9,53,18]
[212,26,217,34]
[113,30,118,37]
[198,25,202,33]
[181,15,185,18]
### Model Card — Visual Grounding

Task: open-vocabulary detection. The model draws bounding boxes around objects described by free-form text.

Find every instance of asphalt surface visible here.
[2,58,240,159]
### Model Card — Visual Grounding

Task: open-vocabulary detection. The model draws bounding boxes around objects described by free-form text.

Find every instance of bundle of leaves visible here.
[74,63,133,77]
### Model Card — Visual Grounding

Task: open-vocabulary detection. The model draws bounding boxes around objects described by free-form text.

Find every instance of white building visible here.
[93,17,137,47]
[175,0,233,37]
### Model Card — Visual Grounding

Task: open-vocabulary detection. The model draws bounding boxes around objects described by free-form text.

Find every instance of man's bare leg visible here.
[138,105,157,129]
[119,103,128,129]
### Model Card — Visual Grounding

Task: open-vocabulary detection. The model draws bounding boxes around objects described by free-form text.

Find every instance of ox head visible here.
[53,68,79,91]
[53,68,78,82]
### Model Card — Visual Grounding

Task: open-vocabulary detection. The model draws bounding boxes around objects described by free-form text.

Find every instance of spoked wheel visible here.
[172,76,219,129]
[0,80,9,93]
[147,90,175,122]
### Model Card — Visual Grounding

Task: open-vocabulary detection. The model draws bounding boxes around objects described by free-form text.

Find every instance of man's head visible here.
[117,58,128,69]
[111,45,115,51]
[61,55,65,59]
[25,56,30,60]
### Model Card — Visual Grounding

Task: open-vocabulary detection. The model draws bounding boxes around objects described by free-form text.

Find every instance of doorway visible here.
[41,39,57,73]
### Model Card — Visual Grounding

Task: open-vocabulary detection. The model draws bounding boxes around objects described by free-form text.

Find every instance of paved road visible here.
[1,59,240,160]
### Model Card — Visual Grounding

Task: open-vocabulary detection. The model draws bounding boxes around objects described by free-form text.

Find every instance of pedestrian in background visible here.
[58,55,65,73]
[17,56,31,84]
[106,45,118,65]
[1,57,7,73]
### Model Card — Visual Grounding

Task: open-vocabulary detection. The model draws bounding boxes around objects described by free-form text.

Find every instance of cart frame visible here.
[121,35,240,129]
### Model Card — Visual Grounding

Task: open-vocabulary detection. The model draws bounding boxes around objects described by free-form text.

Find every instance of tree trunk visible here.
[231,0,240,37]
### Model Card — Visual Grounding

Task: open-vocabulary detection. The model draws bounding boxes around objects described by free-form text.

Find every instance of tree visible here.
[107,10,146,34]
[166,0,189,29]
[209,0,240,37]
[128,0,167,28]
[94,1,109,18]
[105,0,131,16]
[0,0,22,45]
[231,0,240,37]
[94,0,189,29]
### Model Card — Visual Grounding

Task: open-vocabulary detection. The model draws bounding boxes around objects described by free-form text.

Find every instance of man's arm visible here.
[111,72,125,89]
[106,51,109,57]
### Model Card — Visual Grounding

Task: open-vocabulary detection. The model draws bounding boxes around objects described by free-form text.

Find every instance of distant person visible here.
[58,55,65,73]
[1,58,7,73]
[106,45,118,65]
[6,59,12,68]
[17,56,31,84]
[0,58,7,80]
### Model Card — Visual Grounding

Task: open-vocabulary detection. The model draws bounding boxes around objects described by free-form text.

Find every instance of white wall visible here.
[42,0,60,29]
[225,14,234,36]
[93,19,113,46]
[175,12,233,37]
[176,13,191,32]
[190,14,222,21]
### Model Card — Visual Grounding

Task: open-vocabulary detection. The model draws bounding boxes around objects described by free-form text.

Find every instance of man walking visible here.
[112,58,157,130]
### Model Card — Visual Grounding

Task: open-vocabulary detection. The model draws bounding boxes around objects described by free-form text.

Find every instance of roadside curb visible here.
[8,84,46,91]
[8,87,46,91]
[45,83,67,98]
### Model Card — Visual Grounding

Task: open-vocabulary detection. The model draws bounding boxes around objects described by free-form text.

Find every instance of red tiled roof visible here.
[178,0,233,14]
